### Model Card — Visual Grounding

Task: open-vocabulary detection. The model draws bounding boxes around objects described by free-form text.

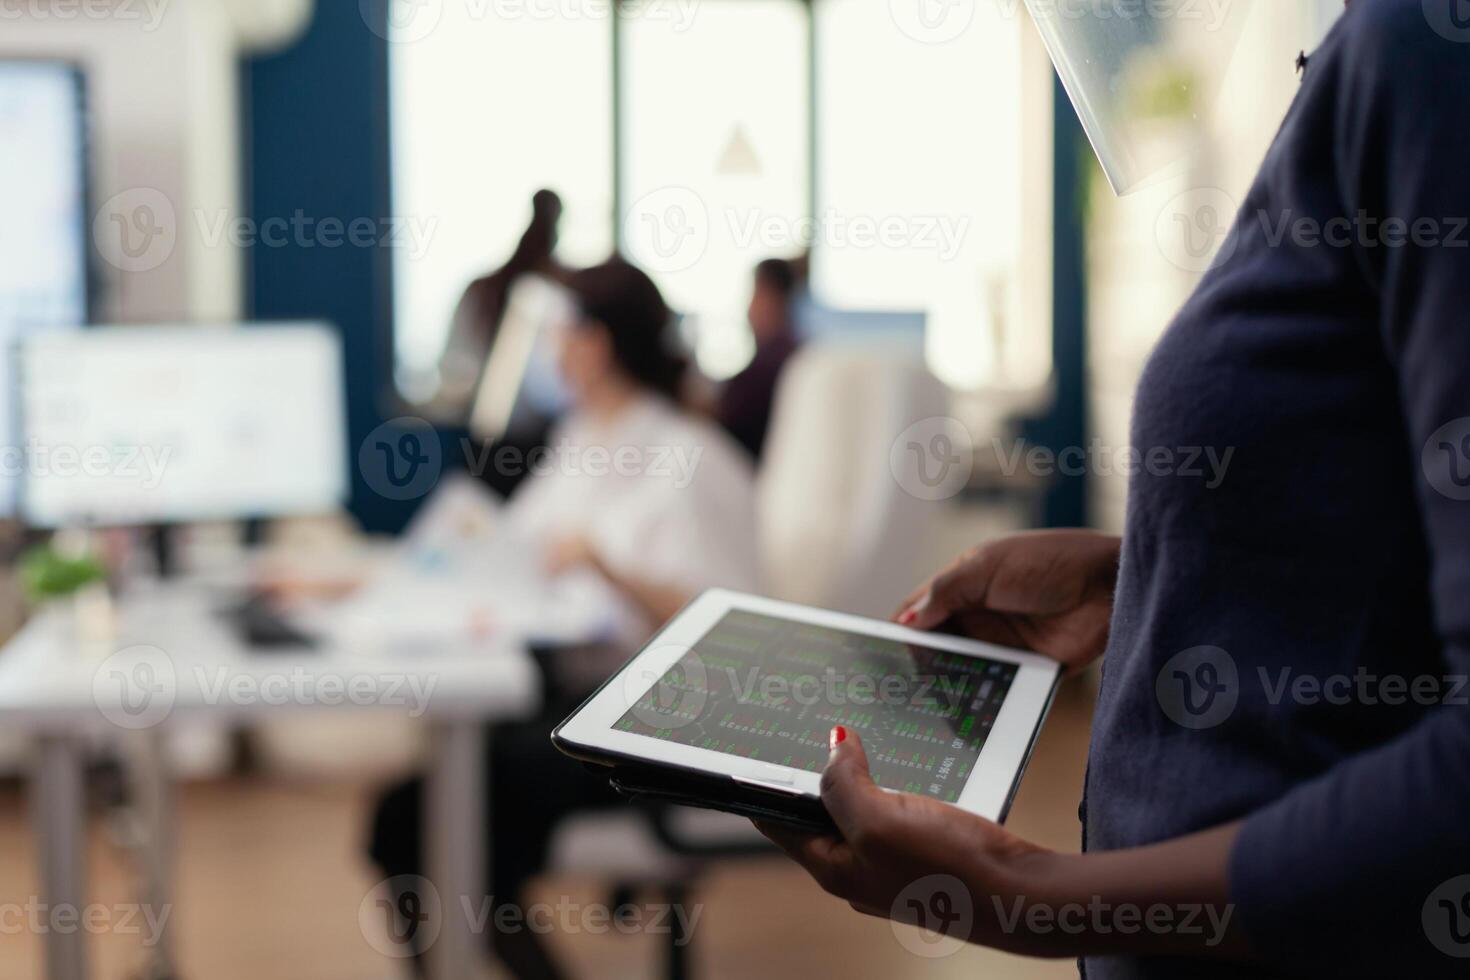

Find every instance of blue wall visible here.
[241,2,413,533]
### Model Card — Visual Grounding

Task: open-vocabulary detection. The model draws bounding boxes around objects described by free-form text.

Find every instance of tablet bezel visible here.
[555,589,1062,822]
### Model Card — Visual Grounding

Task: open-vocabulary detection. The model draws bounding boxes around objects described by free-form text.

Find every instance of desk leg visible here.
[426,720,485,980]
[128,730,177,980]
[33,734,89,980]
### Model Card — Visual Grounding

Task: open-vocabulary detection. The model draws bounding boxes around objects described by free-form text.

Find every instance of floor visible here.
[0,673,1095,980]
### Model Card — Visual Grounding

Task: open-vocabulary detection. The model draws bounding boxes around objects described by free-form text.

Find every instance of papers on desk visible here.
[316,475,629,655]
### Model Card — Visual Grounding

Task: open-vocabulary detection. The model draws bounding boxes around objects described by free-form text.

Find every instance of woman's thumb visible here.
[819,726,882,840]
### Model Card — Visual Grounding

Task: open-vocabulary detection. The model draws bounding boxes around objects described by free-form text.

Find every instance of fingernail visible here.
[830,725,848,750]
[898,609,916,625]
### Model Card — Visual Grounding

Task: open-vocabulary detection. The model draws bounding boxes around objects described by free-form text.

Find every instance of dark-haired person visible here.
[369,259,760,979]
[436,189,566,416]
[714,257,804,461]
[759,2,1470,977]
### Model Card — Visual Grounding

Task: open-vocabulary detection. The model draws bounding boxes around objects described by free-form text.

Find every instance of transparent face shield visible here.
[1022,0,1254,194]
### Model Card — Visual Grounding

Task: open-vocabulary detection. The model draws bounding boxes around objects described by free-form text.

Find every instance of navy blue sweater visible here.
[1082,2,1470,977]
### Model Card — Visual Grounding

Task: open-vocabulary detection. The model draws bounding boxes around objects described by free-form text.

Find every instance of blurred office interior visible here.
[0,1,1347,978]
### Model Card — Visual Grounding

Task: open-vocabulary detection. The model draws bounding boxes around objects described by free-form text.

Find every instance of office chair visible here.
[757,342,951,616]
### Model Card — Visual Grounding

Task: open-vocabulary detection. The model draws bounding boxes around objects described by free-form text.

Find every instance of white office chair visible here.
[757,342,952,616]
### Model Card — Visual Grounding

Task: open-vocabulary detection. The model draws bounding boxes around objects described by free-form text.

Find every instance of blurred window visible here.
[391,0,1052,399]
[619,0,809,380]
[389,6,614,401]
[813,0,1046,391]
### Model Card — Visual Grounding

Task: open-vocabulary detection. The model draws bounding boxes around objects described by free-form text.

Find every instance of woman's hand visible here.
[757,727,1061,955]
[757,727,1247,960]
[544,534,600,577]
[894,530,1121,673]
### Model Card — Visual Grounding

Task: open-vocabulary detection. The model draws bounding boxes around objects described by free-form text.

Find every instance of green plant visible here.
[19,546,107,602]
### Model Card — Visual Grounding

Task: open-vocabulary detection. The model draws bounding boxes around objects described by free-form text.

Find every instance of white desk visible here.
[0,581,541,980]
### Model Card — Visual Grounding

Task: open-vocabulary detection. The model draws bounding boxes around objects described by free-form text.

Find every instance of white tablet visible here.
[553,590,1063,828]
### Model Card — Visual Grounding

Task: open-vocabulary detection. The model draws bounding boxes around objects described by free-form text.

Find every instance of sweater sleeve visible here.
[1228,2,1470,975]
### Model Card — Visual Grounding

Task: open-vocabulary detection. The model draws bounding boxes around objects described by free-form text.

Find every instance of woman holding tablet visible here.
[760,3,1470,977]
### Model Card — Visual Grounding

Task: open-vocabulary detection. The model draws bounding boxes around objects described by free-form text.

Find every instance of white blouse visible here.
[503,394,762,640]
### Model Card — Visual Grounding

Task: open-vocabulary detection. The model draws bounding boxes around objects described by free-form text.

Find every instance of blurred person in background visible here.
[712,256,804,462]
[369,257,759,980]
[435,189,566,421]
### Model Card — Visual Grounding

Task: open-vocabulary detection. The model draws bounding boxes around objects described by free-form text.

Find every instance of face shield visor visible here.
[1022,0,1254,194]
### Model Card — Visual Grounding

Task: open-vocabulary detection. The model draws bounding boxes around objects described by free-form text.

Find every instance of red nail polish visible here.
[830,725,848,749]
[898,610,916,625]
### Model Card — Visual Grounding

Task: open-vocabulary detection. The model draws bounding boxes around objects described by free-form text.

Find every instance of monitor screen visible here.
[0,61,90,515]
[16,324,349,527]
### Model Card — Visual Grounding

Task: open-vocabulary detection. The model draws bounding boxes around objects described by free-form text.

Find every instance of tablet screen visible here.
[616,610,1019,802]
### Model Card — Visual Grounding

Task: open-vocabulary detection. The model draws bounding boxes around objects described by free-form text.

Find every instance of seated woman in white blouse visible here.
[369,258,760,980]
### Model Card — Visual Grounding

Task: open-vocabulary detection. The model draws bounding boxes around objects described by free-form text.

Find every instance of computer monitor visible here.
[0,60,91,514]
[466,275,574,443]
[16,324,349,528]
